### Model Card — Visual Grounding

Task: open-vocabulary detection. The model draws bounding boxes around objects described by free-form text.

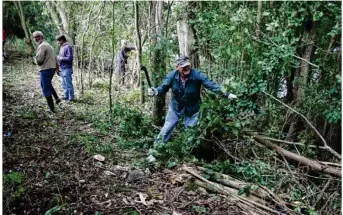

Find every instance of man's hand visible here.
[57,56,62,61]
[33,57,38,65]
[148,87,158,97]
[228,93,238,99]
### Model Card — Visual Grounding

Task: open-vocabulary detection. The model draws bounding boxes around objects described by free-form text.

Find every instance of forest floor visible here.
[3,55,245,215]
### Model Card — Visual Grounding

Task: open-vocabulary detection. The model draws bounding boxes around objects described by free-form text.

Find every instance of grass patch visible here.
[18,108,37,119]
[69,133,114,155]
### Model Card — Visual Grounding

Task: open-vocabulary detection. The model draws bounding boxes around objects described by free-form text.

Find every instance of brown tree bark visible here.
[150,1,166,126]
[14,1,34,56]
[293,23,317,103]
[135,2,144,104]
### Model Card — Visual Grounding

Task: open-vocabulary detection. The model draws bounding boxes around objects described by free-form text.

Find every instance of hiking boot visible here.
[45,96,55,113]
[55,98,61,105]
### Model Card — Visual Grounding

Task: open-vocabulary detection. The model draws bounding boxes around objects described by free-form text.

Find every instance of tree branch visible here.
[262,91,341,160]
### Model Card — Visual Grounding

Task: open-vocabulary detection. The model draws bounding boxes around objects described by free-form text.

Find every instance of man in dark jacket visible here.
[148,56,237,144]
[116,40,135,84]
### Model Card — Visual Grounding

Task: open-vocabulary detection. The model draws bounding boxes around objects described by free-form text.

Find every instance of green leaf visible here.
[202,174,210,180]
[45,205,63,215]
[167,161,177,169]
[45,172,50,179]
[238,188,245,195]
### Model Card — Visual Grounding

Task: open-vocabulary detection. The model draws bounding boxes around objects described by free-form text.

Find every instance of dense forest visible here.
[2,1,341,215]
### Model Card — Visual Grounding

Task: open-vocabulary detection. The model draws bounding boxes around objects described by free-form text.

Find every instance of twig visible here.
[315,178,332,206]
[262,91,341,160]
[280,154,294,178]
[260,136,325,149]
[212,135,241,162]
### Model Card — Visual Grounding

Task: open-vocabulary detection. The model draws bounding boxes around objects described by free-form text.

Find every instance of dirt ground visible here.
[2,56,245,215]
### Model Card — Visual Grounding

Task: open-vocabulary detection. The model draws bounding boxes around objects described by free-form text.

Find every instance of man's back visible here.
[36,41,56,71]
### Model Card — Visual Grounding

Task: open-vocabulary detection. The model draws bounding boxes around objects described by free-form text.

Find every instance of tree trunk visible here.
[256,0,262,39]
[176,2,199,68]
[293,22,317,103]
[135,2,144,104]
[45,1,64,35]
[150,1,166,126]
[109,2,115,120]
[14,1,34,56]
[51,1,74,44]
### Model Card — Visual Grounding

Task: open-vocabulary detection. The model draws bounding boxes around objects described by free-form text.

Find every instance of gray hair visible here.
[33,31,44,38]
[121,40,127,48]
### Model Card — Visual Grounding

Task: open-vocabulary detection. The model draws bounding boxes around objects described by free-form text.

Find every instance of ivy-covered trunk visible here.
[294,22,317,103]
[150,1,166,126]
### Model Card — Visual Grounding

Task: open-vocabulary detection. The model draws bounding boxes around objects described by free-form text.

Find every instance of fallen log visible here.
[194,179,271,215]
[245,132,341,178]
[196,166,285,203]
[181,166,282,215]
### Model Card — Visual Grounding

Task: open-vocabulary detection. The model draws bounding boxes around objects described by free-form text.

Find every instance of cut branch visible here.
[262,91,341,160]
[181,166,281,214]
[245,131,341,178]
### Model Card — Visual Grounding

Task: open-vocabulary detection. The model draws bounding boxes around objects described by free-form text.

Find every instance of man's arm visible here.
[155,71,175,95]
[34,45,45,66]
[199,71,237,98]
[58,46,73,63]
[198,72,222,93]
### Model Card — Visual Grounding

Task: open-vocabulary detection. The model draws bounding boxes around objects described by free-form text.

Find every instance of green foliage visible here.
[192,205,207,213]
[92,81,110,91]
[4,172,25,202]
[45,205,64,215]
[69,133,112,155]
[110,103,154,139]
[19,108,37,119]
[238,184,259,197]
[4,172,24,184]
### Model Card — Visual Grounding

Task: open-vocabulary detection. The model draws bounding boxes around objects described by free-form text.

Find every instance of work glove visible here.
[148,87,158,97]
[228,93,238,99]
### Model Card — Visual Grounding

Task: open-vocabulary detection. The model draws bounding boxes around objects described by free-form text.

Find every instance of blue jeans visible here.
[156,105,199,143]
[40,68,57,97]
[60,68,74,100]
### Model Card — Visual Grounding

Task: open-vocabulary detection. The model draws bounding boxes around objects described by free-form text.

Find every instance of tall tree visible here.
[150,1,166,125]
[45,1,73,44]
[135,2,144,104]
[176,1,199,68]
[14,1,34,56]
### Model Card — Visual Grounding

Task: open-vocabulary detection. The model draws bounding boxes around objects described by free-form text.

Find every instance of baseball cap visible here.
[175,56,191,67]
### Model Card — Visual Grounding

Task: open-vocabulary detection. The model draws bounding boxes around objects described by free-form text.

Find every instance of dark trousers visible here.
[40,68,58,98]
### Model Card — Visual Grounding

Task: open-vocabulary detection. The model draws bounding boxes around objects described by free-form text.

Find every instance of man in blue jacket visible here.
[148,56,237,144]
[56,35,74,102]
